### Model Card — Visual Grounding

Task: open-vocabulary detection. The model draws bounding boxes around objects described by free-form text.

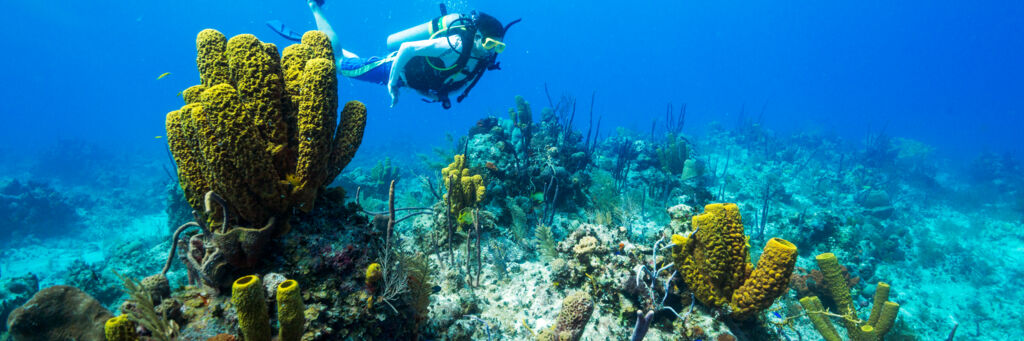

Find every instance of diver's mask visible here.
[482,37,506,53]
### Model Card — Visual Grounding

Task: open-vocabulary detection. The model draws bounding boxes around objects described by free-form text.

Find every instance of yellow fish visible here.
[155,136,163,139]
[157,72,171,80]
[175,91,182,97]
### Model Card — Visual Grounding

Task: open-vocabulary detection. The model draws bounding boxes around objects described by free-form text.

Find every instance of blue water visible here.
[2,1,1021,161]
[1,0,1022,340]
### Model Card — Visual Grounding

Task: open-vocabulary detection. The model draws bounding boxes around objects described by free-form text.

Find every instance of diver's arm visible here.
[387,36,463,106]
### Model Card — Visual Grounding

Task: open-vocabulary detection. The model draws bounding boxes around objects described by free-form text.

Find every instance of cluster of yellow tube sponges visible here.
[231,275,306,341]
[671,203,797,320]
[799,253,900,341]
[441,154,486,216]
[167,29,366,229]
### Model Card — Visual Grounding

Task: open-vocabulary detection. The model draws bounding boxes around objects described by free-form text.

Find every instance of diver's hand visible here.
[388,84,400,107]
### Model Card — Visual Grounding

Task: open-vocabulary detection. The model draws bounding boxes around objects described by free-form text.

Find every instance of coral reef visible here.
[0,274,37,333]
[0,179,79,239]
[62,260,122,308]
[6,70,1005,340]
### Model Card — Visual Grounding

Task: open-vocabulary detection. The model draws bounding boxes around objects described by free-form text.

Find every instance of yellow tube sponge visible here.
[167,28,367,227]
[672,203,796,320]
[276,279,305,341]
[280,43,315,166]
[231,275,271,341]
[798,296,841,341]
[854,325,878,341]
[167,29,368,287]
[196,83,283,225]
[326,101,367,182]
[799,254,901,341]
[867,282,890,326]
[182,84,206,105]
[673,203,750,307]
[874,301,900,337]
[301,30,335,61]
[730,238,798,319]
[292,58,339,210]
[196,29,231,87]
[104,315,138,341]
[166,104,211,213]
[816,253,856,328]
[225,34,288,161]
[365,263,382,288]
[442,155,486,216]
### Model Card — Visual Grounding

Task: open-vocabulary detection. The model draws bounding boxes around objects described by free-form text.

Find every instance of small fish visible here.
[772,312,782,318]
[176,91,183,97]
[530,192,544,202]
[431,285,441,293]
[157,72,171,80]
[155,136,163,139]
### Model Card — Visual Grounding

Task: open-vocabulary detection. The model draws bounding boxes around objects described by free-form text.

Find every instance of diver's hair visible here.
[474,12,504,39]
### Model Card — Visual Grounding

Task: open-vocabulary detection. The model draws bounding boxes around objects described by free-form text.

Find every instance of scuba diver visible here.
[272,1,519,109]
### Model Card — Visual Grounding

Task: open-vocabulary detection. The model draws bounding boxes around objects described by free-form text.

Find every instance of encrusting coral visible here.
[536,291,595,341]
[671,203,797,320]
[799,253,900,341]
[164,28,366,288]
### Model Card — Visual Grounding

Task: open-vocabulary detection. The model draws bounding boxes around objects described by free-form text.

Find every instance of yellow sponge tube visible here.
[276,279,305,341]
[798,296,841,341]
[232,275,271,341]
[366,263,382,288]
[816,253,855,317]
[867,282,891,326]
[730,238,798,319]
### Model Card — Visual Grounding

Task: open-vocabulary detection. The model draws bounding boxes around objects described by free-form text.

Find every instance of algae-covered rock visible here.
[861,190,894,220]
[6,285,112,341]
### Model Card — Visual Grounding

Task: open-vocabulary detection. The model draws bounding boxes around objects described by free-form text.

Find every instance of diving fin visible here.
[265,20,303,42]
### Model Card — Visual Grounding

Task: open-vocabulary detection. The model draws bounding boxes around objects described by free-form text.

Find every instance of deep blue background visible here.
[1,0,1021,165]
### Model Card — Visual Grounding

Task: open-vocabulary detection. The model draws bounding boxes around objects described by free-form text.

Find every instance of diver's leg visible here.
[308,0,359,59]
